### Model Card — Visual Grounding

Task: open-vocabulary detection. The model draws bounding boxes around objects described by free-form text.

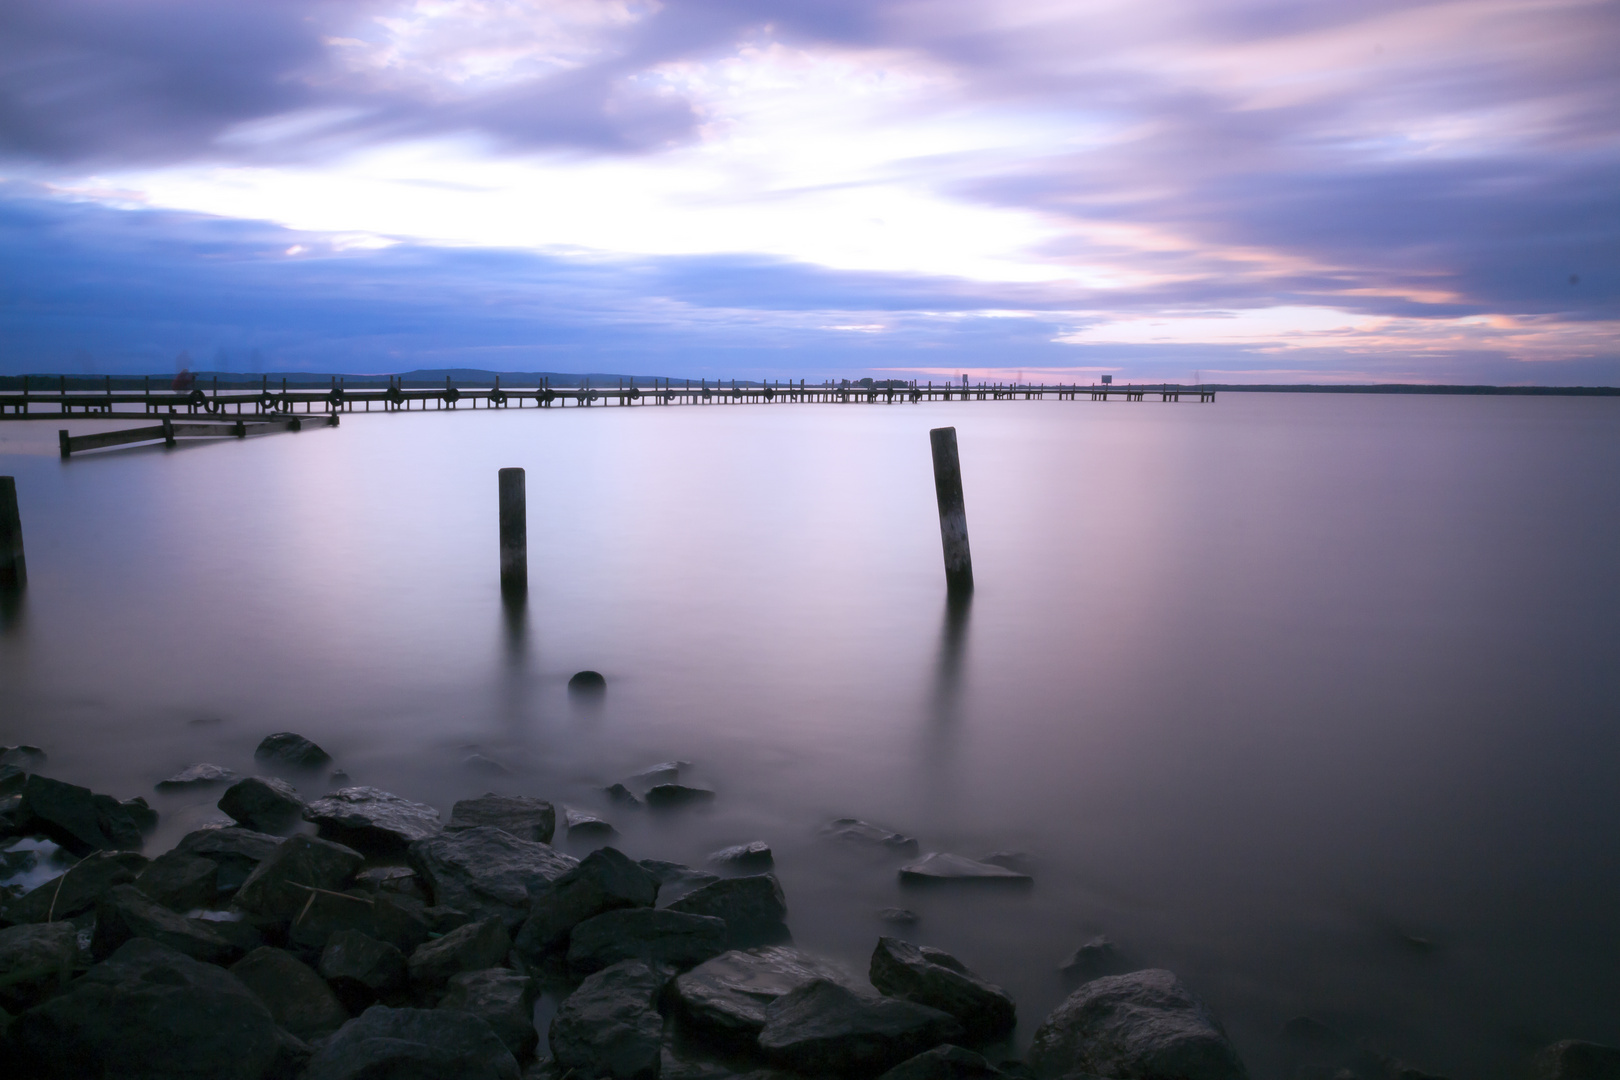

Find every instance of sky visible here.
[0,0,1615,383]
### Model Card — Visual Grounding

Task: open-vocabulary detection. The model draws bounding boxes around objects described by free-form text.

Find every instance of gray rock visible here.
[191,911,265,956]
[674,945,858,1041]
[605,782,641,805]
[642,859,720,905]
[354,865,428,899]
[567,907,728,975]
[515,845,659,959]
[408,825,578,929]
[569,670,608,692]
[757,978,964,1077]
[442,968,538,1059]
[2,849,149,923]
[565,806,617,840]
[1061,937,1124,981]
[0,763,26,796]
[550,958,667,1080]
[823,818,920,856]
[879,908,920,925]
[255,732,332,769]
[1533,1041,1620,1080]
[303,786,443,856]
[0,745,46,771]
[320,928,407,1009]
[668,873,789,945]
[709,841,773,870]
[898,854,1032,887]
[371,891,436,953]
[218,777,305,833]
[134,848,219,910]
[645,783,715,808]
[175,826,283,896]
[1028,969,1247,1080]
[979,852,1037,875]
[449,794,557,844]
[17,774,144,855]
[287,886,378,952]
[870,937,1015,1045]
[628,761,687,788]
[121,795,159,834]
[231,945,350,1042]
[408,915,511,993]
[306,1004,520,1080]
[878,1044,1007,1080]
[234,834,365,920]
[5,937,306,1080]
[0,921,82,1012]
[91,883,238,964]
[155,763,239,791]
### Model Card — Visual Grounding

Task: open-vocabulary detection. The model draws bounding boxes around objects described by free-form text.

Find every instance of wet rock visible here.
[303,786,443,856]
[287,887,378,952]
[192,911,266,955]
[898,853,1031,887]
[91,883,238,964]
[1061,936,1125,981]
[17,774,144,855]
[0,921,82,1012]
[355,865,427,899]
[709,841,773,870]
[646,783,715,808]
[514,846,659,960]
[629,761,687,788]
[2,849,148,923]
[674,945,858,1041]
[306,1004,520,1080]
[870,937,1015,1044]
[567,907,728,976]
[218,777,305,833]
[175,825,283,895]
[155,763,239,791]
[0,745,46,772]
[134,848,219,910]
[642,859,720,905]
[255,732,332,769]
[668,873,789,945]
[442,968,539,1059]
[1533,1040,1620,1080]
[0,844,36,876]
[605,782,641,805]
[550,958,667,1080]
[409,825,578,929]
[321,928,407,1009]
[0,764,26,796]
[823,818,921,856]
[979,852,1037,876]
[231,945,349,1042]
[449,794,557,844]
[878,1044,1007,1080]
[5,938,307,1080]
[757,978,964,1077]
[880,908,920,925]
[1028,969,1247,1080]
[408,915,511,994]
[235,834,365,920]
[0,792,25,837]
[122,795,159,834]
[371,891,437,953]
[565,806,617,841]
[569,670,608,692]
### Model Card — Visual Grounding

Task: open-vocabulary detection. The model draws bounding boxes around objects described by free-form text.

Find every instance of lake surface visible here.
[4,392,1619,1076]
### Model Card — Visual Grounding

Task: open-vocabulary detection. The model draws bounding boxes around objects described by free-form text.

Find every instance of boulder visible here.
[0,745,46,771]
[642,859,720,905]
[709,841,773,870]
[303,787,442,856]
[1061,936,1125,981]
[757,978,964,1077]
[17,774,144,855]
[0,791,24,836]
[567,907,728,976]
[898,854,1031,887]
[0,921,82,1012]
[879,909,920,926]
[645,783,715,808]
[155,763,239,791]
[408,915,511,993]
[122,795,159,834]
[668,873,789,945]
[569,670,608,692]
[5,937,306,1080]
[192,912,266,956]
[218,777,305,833]
[514,845,659,959]
[822,818,920,856]
[441,968,538,1059]
[255,732,332,769]
[0,763,26,796]
[565,806,617,840]
[2,849,148,923]
[449,794,556,844]
[370,891,436,953]
[354,865,428,900]
[605,782,641,805]
[287,887,378,952]
[234,834,365,920]
[1533,1041,1620,1080]
[628,761,688,788]
[134,848,219,910]
[320,928,407,1009]
[674,945,858,1041]
[550,958,667,1080]
[305,1004,520,1080]
[878,1044,1007,1080]
[1027,969,1247,1080]
[870,937,1015,1044]
[175,826,283,896]
[231,945,350,1042]
[408,825,578,929]
[91,883,237,964]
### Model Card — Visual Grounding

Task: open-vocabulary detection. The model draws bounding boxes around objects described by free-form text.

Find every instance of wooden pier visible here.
[57,414,338,458]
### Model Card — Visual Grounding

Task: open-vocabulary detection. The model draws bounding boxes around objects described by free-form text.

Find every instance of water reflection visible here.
[0,587,23,638]
[501,592,528,671]
[928,589,972,730]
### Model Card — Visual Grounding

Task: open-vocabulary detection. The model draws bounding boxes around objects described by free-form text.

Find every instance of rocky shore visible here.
[1,738,1615,1080]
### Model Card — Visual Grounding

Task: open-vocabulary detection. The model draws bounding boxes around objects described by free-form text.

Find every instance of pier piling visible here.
[499,467,527,595]
[929,427,974,594]
[0,477,25,590]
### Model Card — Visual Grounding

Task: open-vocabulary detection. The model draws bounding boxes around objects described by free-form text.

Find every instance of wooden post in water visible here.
[0,477,24,589]
[929,427,973,594]
[499,467,527,596]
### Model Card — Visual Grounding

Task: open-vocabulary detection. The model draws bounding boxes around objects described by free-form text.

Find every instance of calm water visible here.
[3,393,1619,1076]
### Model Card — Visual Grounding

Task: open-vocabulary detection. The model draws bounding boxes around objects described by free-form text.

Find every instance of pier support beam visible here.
[0,477,25,590]
[929,427,973,594]
[499,467,527,595]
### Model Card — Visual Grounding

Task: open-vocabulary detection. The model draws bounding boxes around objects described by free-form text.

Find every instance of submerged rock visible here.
[231,945,349,1042]
[408,825,578,929]
[645,783,715,808]
[979,852,1037,876]
[441,968,538,1059]
[709,841,773,870]
[641,859,720,905]
[2,849,148,923]
[303,787,442,856]
[1061,936,1125,981]
[1028,969,1247,1080]
[1278,1016,1448,1080]
[628,761,686,788]
[234,834,364,920]
[567,907,728,976]
[255,732,332,769]
[550,959,667,1080]
[0,745,47,771]
[514,846,658,960]
[674,945,858,1041]
[668,873,789,945]
[870,937,1015,1045]
[878,1044,1007,1080]
[757,978,964,1077]
[305,1004,520,1080]
[0,921,83,1012]
[155,763,239,791]
[569,670,608,692]
[18,774,144,855]
[823,818,921,856]
[565,807,617,840]
[605,782,642,805]
[448,794,556,844]
[218,777,305,833]
[898,853,1031,887]
[879,908,920,926]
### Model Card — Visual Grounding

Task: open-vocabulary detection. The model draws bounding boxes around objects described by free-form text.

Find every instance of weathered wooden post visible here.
[929,427,973,593]
[0,476,25,590]
[499,467,527,595]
